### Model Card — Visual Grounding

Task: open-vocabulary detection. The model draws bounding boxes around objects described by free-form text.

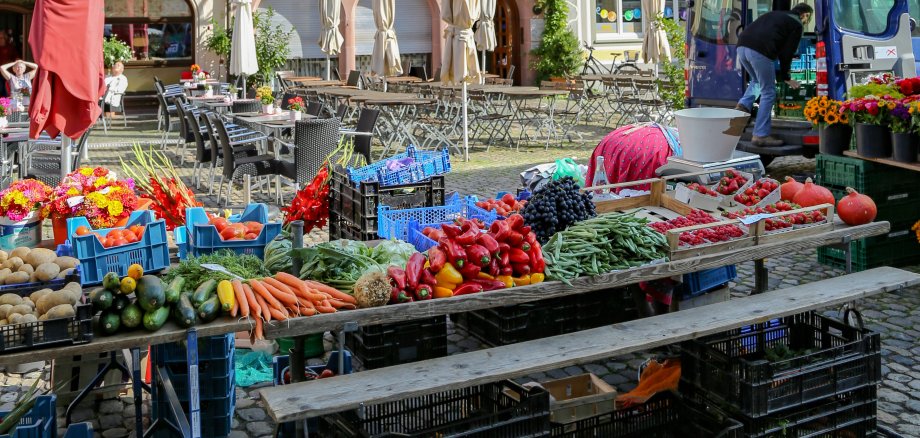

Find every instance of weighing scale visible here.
[655,150,765,185]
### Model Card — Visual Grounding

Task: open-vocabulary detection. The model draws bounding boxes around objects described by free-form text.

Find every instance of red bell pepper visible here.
[460,262,481,280]
[405,253,426,290]
[387,266,407,291]
[441,224,462,239]
[529,240,545,273]
[477,233,500,255]
[507,231,524,247]
[506,214,524,231]
[455,222,480,245]
[498,243,511,267]
[415,284,433,300]
[490,220,511,242]
[509,248,530,264]
[471,278,507,291]
[453,281,484,296]
[428,246,447,272]
[420,268,438,287]
[439,237,467,268]
[466,244,491,267]
[512,263,531,276]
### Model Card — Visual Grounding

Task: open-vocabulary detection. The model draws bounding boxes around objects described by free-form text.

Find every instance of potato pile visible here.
[0,282,83,325]
[0,248,80,285]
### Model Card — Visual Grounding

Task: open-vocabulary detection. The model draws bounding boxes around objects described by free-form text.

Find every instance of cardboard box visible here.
[541,373,617,424]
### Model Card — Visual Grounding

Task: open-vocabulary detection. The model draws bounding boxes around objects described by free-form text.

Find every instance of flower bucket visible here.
[52,214,69,246]
[0,211,43,250]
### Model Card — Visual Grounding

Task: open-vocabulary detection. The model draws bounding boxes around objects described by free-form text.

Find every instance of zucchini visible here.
[192,279,217,307]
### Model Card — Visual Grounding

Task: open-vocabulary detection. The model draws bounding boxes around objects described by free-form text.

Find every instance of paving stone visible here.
[238,407,266,422]
[246,421,273,436]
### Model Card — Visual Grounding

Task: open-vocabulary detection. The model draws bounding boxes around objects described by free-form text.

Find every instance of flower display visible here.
[255,86,274,105]
[287,96,306,112]
[47,167,138,229]
[0,179,51,222]
[804,96,848,127]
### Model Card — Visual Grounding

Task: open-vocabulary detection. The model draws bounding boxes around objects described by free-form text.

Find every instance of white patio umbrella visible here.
[230,0,259,96]
[371,0,402,90]
[641,0,672,75]
[474,0,496,76]
[441,0,481,161]
[318,0,344,80]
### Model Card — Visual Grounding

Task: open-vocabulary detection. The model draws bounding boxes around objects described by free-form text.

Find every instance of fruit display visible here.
[521,177,596,244]
[714,169,749,195]
[793,178,835,208]
[475,193,528,217]
[685,183,719,197]
[0,248,79,285]
[74,224,147,248]
[0,282,84,326]
[733,179,780,206]
[837,188,877,226]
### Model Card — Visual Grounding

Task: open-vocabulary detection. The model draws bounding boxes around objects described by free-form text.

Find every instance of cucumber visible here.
[111,294,131,312]
[89,288,114,311]
[172,293,198,328]
[196,296,220,323]
[192,279,217,307]
[165,277,185,304]
[121,303,143,329]
[100,311,121,335]
[143,307,170,332]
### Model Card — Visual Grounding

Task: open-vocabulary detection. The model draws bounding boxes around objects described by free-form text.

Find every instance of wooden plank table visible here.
[843,150,920,172]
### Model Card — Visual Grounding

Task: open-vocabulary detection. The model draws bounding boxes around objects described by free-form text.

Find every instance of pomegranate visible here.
[837,187,877,226]
[780,176,804,202]
[792,178,835,207]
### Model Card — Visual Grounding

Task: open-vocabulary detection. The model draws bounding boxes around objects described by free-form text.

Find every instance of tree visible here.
[252,7,294,87]
[531,0,583,83]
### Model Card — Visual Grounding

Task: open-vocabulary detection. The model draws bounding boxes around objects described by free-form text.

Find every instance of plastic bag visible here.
[552,158,586,187]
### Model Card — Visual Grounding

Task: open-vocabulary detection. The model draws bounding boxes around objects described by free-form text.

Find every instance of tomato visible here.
[75,226,91,236]
[219,227,238,241]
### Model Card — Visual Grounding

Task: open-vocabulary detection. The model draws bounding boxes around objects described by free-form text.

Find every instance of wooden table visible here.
[843,150,920,172]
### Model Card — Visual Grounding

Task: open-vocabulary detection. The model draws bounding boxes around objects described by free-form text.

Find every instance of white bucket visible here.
[0,211,43,251]
[674,108,750,162]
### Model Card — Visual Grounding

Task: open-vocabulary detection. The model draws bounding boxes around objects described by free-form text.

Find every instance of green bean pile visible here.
[542,213,669,283]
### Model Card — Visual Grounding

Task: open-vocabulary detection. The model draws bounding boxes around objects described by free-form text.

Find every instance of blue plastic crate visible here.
[378,195,496,242]
[154,333,234,364]
[680,265,737,299]
[62,423,93,438]
[0,395,55,438]
[66,211,169,285]
[347,144,451,187]
[183,203,282,259]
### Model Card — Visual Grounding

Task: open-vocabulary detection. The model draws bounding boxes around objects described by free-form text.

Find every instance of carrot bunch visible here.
[230,272,357,340]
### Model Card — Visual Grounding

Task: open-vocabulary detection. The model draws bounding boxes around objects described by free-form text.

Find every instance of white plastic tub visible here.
[674,108,750,162]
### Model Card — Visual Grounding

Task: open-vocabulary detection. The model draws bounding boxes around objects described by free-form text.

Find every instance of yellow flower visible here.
[107,201,124,217]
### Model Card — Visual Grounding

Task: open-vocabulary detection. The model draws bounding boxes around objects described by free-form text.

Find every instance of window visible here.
[833,0,896,35]
[691,0,743,44]
[595,0,644,38]
[104,0,194,65]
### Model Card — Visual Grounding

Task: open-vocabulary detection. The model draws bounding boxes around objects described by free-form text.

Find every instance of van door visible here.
[824,0,916,99]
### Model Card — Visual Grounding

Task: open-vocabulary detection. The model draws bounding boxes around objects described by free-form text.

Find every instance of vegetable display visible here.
[521,177,596,244]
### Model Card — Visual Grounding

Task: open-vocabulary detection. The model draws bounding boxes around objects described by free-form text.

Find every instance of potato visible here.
[58,268,75,279]
[54,257,80,271]
[17,264,33,275]
[9,247,30,261]
[4,271,30,285]
[44,304,75,320]
[3,257,24,271]
[34,263,60,282]
[37,291,75,315]
[25,248,56,267]
[0,293,22,306]
[0,250,8,264]
[29,289,52,305]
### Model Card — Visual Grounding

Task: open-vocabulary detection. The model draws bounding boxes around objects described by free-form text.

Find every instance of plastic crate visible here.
[680,265,737,299]
[0,395,56,438]
[680,312,880,418]
[345,316,447,370]
[347,144,451,187]
[62,423,93,438]
[323,380,550,437]
[329,165,446,241]
[817,220,920,272]
[816,154,920,201]
[378,194,497,242]
[67,210,169,285]
[0,303,92,354]
[272,352,353,438]
[181,203,282,259]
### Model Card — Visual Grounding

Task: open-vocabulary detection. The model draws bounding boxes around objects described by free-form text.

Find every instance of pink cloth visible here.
[586,125,674,193]
[28,0,105,140]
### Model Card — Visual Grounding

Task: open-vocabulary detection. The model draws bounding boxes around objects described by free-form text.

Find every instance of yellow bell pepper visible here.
[513,274,531,286]
[433,287,454,298]
[497,275,514,288]
[435,263,463,285]
[530,273,545,284]
[477,272,495,280]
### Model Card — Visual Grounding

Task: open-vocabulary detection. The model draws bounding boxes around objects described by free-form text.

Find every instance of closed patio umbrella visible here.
[29,0,105,177]
[230,0,259,97]
[641,0,672,72]
[371,0,403,85]
[318,0,344,80]
[441,0,481,161]
[475,0,496,75]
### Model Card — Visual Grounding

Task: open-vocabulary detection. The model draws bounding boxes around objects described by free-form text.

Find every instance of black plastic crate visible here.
[328,165,446,241]
[345,316,447,370]
[323,380,550,437]
[0,303,93,353]
[680,312,880,418]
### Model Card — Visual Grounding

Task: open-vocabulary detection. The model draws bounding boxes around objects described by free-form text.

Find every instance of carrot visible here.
[254,317,263,340]
[249,279,285,312]
[254,291,271,322]
[303,280,357,304]
[243,283,260,321]
[232,280,250,318]
[260,279,299,308]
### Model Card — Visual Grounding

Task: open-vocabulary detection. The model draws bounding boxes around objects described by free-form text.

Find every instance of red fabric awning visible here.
[28,0,105,140]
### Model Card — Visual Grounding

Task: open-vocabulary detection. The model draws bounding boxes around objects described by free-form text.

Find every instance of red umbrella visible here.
[28,0,105,142]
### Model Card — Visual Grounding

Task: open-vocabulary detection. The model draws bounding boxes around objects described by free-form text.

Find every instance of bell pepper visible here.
[466,244,491,267]
[490,220,511,242]
[472,278,507,291]
[453,281,484,296]
[438,237,467,268]
[387,266,407,291]
[487,257,500,277]
[433,287,454,299]
[477,272,495,280]
[460,262,481,280]
[498,243,511,267]
[456,222,480,245]
[406,253,426,289]
[513,274,531,286]
[435,263,463,285]
[390,287,412,304]
[428,247,447,272]
[530,273,545,284]
[420,268,438,287]
[513,263,531,276]
[529,243,545,273]
[415,285,433,301]
[506,214,524,231]
[497,275,514,288]
[477,233,500,255]
[509,248,530,264]
[441,223,462,239]
[507,231,525,247]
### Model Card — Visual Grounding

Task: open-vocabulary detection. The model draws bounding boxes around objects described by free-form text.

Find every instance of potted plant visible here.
[287,96,306,122]
[841,96,893,158]
[888,100,917,163]
[102,36,132,72]
[256,86,274,114]
[804,96,851,156]
[0,179,51,250]
[47,167,139,245]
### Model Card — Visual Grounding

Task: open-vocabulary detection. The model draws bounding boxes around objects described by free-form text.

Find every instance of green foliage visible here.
[654,15,686,111]
[252,8,294,86]
[531,0,583,83]
[102,36,132,68]
[204,19,232,59]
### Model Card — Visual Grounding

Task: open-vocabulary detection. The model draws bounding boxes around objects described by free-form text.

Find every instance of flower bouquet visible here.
[0,179,52,249]
[121,144,201,231]
[47,167,139,244]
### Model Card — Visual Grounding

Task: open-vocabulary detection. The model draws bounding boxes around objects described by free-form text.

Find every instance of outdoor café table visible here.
[363,97,436,156]
[500,88,569,147]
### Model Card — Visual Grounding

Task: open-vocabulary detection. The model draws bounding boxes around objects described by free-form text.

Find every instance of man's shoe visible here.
[751,135,784,147]
[734,104,751,114]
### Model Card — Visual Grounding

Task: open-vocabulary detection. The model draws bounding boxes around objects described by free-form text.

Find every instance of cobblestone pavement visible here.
[2,116,915,437]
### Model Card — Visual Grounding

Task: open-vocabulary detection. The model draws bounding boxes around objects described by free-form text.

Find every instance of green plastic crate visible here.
[817,221,920,271]
[816,154,920,202]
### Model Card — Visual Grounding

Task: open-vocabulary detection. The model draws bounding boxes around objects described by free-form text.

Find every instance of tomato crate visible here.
[0,303,92,354]
[0,394,56,438]
[322,380,550,437]
[816,154,920,201]
[680,312,880,418]
[680,265,737,299]
[378,194,496,243]
[67,210,169,285]
[329,165,446,241]
[180,203,282,259]
[347,144,451,187]
[345,316,448,370]
[817,220,920,272]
